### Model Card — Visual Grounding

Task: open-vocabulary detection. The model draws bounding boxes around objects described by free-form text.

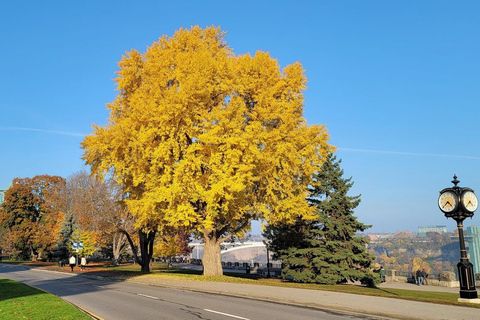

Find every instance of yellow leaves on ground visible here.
[82,26,334,237]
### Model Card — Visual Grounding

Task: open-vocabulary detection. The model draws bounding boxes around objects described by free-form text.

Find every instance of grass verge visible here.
[0,278,91,320]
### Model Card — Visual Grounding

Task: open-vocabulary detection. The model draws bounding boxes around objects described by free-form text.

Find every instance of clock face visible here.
[462,191,478,213]
[438,191,458,213]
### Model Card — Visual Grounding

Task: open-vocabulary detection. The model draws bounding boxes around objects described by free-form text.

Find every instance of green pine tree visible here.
[264,153,378,286]
[54,213,75,261]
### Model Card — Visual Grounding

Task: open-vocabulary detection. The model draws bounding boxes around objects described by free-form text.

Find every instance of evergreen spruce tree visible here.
[54,213,75,261]
[264,153,378,286]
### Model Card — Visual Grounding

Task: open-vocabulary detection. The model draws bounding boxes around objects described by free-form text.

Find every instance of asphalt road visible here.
[0,264,377,320]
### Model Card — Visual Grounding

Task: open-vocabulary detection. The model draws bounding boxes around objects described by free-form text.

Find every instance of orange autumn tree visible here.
[82,26,333,275]
[0,175,65,261]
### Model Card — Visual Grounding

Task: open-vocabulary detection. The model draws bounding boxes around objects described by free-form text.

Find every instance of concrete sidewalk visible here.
[122,276,479,320]
[380,281,459,293]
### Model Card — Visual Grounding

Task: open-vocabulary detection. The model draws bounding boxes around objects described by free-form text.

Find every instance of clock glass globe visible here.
[439,191,458,213]
[462,191,478,213]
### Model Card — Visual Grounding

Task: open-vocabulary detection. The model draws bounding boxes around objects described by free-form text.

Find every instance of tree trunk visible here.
[138,230,155,273]
[31,247,38,262]
[202,235,223,276]
[112,233,127,266]
[119,228,155,273]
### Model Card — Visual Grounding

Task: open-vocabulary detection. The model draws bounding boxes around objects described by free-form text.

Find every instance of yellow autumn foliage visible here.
[69,229,99,257]
[82,26,333,273]
[153,234,180,260]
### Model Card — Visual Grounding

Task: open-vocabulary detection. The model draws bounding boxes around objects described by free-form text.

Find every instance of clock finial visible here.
[452,174,460,187]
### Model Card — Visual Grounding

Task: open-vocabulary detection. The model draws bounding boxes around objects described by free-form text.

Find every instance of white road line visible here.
[204,309,250,320]
[136,293,159,300]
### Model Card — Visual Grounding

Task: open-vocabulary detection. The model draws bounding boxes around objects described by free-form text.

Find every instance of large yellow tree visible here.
[82,26,333,275]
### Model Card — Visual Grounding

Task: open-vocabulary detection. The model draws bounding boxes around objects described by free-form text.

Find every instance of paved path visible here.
[380,281,459,293]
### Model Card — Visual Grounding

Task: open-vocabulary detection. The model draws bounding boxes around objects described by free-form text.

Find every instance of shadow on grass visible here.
[0,278,46,301]
[370,287,401,296]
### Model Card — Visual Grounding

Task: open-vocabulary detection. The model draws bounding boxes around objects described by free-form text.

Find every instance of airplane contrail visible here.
[0,127,85,137]
[2,127,478,160]
[338,148,480,160]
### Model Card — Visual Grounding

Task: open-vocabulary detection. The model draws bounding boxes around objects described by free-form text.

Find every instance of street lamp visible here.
[438,175,479,301]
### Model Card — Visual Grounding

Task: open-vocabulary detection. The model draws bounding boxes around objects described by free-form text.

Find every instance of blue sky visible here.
[1,1,479,233]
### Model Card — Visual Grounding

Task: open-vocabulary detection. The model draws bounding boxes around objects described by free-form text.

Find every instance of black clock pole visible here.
[439,175,478,300]
[455,217,477,299]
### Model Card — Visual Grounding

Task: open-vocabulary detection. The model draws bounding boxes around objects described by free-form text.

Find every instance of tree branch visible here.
[118,228,142,266]
[218,219,251,243]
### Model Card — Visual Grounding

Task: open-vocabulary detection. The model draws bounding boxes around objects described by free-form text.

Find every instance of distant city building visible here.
[0,188,6,204]
[466,226,480,275]
[365,234,393,244]
[418,225,447,237]
[0,183,12,205]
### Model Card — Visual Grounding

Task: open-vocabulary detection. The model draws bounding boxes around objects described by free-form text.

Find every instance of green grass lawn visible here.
[0,278,91,320]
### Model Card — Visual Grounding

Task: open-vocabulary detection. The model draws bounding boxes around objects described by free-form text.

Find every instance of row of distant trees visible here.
[0,172,191,264]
